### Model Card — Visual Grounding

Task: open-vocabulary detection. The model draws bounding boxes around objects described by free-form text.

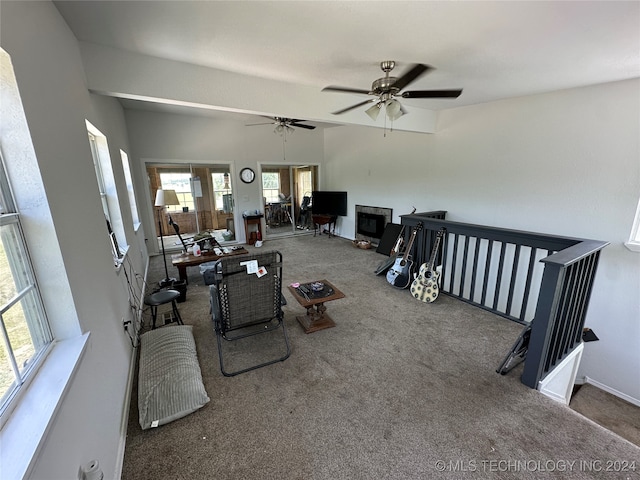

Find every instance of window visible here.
[262,172,280,203]
[159,173,193,212]
[297,169,312,198]
[86,121,127,262]
[88,132,109,221]
[0,151,53,416]
[212,172,233,213]
[120,150,140,228]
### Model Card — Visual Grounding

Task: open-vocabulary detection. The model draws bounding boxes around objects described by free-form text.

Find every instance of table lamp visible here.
[155,189,180,287]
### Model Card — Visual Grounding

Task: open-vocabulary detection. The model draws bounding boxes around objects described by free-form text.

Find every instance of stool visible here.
[144,289,184,329]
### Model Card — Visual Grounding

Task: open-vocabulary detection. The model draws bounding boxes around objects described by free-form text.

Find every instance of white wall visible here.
[124,109,325,247]
[1,2,146,478]
[1,5,636,478]
[324,79,640,403]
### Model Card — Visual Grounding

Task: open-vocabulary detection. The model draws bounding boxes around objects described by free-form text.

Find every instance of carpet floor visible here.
[122,235,640,479]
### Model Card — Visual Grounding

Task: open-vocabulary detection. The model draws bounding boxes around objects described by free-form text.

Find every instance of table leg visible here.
[296,301,336,333]
[151,305,158,329]
[177,265,188,284]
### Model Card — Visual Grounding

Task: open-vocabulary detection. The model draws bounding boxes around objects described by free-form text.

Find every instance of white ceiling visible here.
[54,0,640,126]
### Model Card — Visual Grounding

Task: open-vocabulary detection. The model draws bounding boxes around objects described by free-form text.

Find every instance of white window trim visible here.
[86,121,129,263]
[120,149,140,228]
[625,197,640,252]
[0,333,89,480]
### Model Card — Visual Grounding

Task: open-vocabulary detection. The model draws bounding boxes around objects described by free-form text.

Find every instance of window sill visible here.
[624,241,640,253]
[114,245,130,271]
[0,333,89,480]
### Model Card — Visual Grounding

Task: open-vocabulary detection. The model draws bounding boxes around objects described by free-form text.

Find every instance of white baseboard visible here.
[114,254,149,479]
[583,376,640,408]
[538,343,584,405]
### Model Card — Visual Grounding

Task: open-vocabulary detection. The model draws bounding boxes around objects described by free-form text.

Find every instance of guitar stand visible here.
[496,324,532,375]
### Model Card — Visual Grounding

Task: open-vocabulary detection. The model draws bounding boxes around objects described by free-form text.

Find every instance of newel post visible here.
[521,261,565,388]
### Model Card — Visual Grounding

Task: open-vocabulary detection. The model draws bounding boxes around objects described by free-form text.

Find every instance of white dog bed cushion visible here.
[138,325,210,429]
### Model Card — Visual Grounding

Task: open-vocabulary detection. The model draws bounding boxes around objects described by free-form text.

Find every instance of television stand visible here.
[312,214,337,237]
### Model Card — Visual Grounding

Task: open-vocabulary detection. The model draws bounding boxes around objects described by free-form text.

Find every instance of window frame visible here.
[158,172,193,213]
[262,172,281,203]
[86,122,128,264]
[0,150,53,421]
[120,149,140,230]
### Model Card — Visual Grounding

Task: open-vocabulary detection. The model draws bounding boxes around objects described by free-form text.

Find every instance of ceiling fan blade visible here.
[393,64,432,92]
[331,99,376,115]
[290,122,316,130]
[246,122,276,126]
[322,86,371,95]
[401,89,463,99]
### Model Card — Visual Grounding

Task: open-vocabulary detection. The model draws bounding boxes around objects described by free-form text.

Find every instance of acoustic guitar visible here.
[386,222,422,289]
[410,228,446,303]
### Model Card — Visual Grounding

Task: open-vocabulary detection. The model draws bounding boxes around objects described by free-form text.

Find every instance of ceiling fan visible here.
[246,116,316,135]
[322,61,462,120]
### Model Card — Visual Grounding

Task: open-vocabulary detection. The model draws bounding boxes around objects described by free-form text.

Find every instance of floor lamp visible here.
[155,189,180,287]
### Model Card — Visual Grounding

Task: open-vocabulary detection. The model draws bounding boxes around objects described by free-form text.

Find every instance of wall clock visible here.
[239,167,255,184]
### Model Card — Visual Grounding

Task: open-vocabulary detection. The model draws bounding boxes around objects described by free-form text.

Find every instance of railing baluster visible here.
[470,236,481,302]
[449,233,460,296]
[493,242,507,311]
[481,240,493,306]
[519,247,538,322]
[506,244,521,317]
[460,235,470,297]
[572,253,597,345]
[441,232,449,293]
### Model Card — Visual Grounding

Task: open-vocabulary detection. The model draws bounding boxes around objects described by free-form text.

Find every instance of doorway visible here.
[261,164,318,238]
[147,163,236,250]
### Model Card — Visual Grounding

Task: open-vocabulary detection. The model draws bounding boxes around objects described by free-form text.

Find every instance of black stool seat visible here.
[144,289,184,329]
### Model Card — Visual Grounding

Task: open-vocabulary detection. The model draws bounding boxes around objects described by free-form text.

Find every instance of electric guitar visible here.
[410,228,446,303]
[386,222,422,289]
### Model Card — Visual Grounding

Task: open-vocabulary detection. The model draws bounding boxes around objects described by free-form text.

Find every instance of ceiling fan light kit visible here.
[246,116,316,136]
[323,60,463,123]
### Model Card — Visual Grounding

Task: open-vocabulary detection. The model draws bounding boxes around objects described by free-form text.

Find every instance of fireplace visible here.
[357,212,386,239]
[355,205,393,242]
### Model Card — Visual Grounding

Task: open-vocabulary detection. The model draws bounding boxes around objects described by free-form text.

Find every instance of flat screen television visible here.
[311,191,348,216]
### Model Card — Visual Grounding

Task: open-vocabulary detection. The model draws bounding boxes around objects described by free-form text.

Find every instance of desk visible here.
[312,214,337,237]
[287,279,345,333]
[171,247,248,283]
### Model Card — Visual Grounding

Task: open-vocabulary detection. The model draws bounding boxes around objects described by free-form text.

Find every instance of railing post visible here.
[521,262,565,388]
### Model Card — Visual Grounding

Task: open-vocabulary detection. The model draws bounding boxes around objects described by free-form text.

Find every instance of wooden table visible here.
[243,214,263,245]
[287,279,345,333]
[171,247,248,283]
[312,214,337,237]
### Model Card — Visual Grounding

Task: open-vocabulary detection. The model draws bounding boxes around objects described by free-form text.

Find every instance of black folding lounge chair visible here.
[209,250,290,376]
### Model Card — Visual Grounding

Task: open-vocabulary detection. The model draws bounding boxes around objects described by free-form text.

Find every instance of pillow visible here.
[138,325,210,430]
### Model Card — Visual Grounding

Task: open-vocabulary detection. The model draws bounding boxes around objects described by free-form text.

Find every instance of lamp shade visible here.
[386,99,404,121]
[155,189,180,207]
[365,103,382,121]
